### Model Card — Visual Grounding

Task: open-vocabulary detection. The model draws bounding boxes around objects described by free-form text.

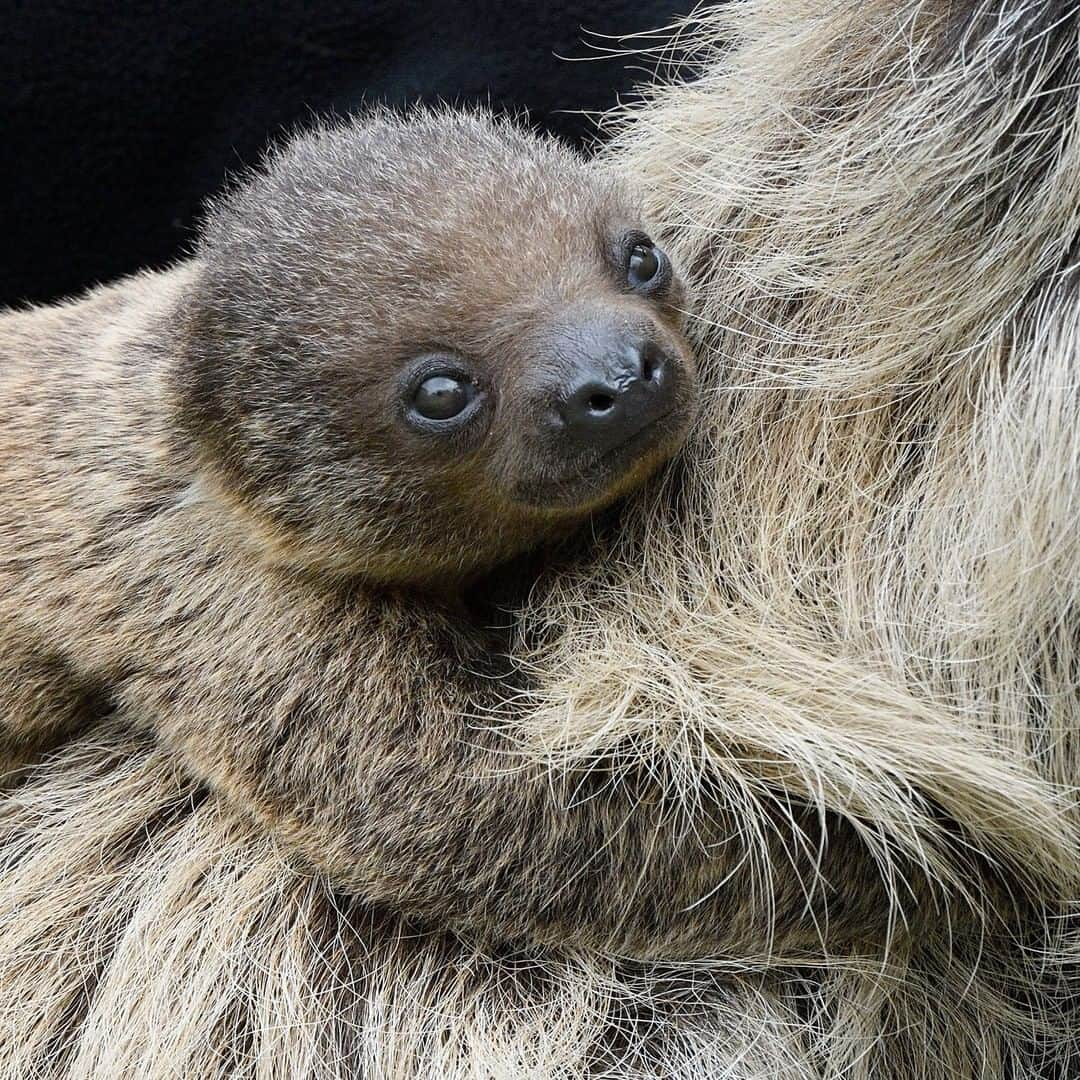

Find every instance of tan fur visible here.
[1,1,1078,1077]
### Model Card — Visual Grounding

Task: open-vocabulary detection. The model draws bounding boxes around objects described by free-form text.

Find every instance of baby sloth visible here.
[0,111,877,959]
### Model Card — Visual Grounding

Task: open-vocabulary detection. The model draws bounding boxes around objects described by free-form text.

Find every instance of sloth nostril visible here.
[640,346,667,385]
[588,392,616,414]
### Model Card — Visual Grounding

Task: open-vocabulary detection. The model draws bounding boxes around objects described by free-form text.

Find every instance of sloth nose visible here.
[556,336,676,455]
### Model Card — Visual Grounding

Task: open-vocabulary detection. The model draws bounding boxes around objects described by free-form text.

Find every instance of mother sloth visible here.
[1,0,1077,1077]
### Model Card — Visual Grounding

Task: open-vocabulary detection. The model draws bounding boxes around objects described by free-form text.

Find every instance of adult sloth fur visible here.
[1,0,1078,1077]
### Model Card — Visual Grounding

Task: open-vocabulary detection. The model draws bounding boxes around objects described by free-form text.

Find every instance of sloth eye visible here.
[628,241,662,288]
[412,373,477,421]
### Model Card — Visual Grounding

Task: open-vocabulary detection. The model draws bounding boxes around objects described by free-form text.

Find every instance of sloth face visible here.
[177,110,696,583]
[389,227,691,514]
[399,234,676,444]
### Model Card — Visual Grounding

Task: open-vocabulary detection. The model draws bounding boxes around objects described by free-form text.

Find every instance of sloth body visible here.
[0,111,886,957]
[0,113,689,952]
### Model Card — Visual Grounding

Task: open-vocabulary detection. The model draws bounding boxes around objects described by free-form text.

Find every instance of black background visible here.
[3,1,687,308]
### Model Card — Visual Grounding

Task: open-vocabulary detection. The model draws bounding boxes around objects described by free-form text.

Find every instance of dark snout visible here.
[550,330,679,457]
[508,316,694,509]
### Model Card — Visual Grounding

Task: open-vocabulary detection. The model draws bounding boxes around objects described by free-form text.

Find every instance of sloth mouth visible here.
[514,410,681,510]
[597,409,675,465]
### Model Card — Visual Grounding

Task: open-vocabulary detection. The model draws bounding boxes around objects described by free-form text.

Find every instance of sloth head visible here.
[175,109,696,585]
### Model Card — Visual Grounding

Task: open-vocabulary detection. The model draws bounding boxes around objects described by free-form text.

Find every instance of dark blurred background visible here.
[2,1,687,309]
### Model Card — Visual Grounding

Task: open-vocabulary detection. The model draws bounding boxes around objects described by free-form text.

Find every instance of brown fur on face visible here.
[0,108,893,961]
[176,109,695,582]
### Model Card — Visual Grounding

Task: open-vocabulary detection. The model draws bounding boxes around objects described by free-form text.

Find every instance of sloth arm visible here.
[103,514,892,961]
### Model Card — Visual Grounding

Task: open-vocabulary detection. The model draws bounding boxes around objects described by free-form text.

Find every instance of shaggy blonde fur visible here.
[1,0,1077,1076]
